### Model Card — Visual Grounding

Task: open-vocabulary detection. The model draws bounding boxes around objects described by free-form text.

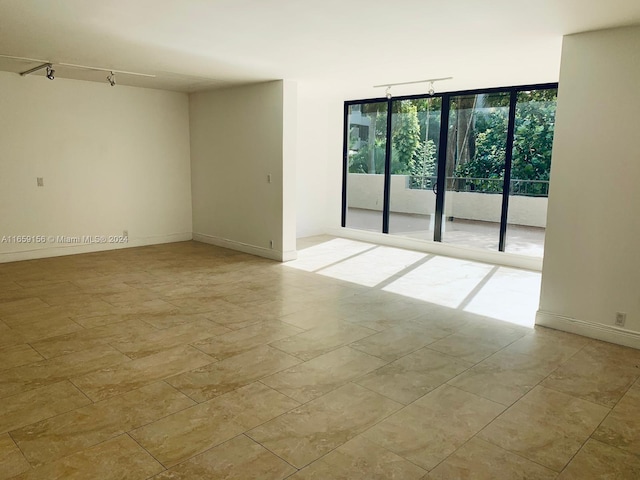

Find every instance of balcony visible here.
[345,174,549,257]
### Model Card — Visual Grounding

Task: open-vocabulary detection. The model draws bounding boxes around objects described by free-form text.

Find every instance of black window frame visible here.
[341,82,558,253]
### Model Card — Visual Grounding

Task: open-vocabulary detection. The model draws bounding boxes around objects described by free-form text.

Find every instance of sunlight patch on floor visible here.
[291,236,541,328]
[382,257,495,309]
[463,267,541,327]
[317,246,428,288]
[286,238,374,272]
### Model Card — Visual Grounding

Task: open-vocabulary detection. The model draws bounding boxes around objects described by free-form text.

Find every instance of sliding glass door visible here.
[344,101,388,232]
[505,89,557,256]
[442,92,510,250]
[388,97,442,239]
[342,84,558,258]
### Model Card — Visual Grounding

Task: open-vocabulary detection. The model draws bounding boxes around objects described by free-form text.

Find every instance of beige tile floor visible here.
[0,237,639,479]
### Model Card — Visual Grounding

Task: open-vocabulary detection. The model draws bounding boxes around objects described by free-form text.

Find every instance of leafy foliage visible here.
[455,105,508,182]
[512,90,557,183]
[406,139,437,189]
[347,89,556,197]
[390,101,421,174]
[349,142,386,174]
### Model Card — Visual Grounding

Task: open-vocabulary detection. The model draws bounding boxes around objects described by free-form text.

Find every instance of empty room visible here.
[1,1,640,479]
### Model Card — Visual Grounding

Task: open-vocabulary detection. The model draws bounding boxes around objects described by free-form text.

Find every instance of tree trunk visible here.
[446,96,476,189]
[368,111,377,174]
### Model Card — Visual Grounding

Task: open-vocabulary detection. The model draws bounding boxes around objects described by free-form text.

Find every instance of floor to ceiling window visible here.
[344,101,389,232]
[442,91,510,251]
[342,84,558,258]
[505,89,557,256]
[388,97,442,237]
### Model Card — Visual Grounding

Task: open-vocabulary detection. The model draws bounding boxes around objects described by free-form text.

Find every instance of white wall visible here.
[190,81,297,261]
[0,72,192,262]
[347,174,548,227]
[447,192,548,228]
[295,81,344,237]
[282,80,299,256]
[538,26,640,348]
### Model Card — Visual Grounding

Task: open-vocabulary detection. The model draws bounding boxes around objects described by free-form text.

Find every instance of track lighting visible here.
[7,54,156,84]
[374,77,453,97]
[18,62,55,79]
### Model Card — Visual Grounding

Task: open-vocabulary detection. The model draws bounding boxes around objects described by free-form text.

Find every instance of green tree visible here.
[348,102,388,174]
[391,100,421,174]
[349,142,386,174]
[408,139,437,188]
[347,90,556,196]
[456,106,508,180]
[511,90,557,184]
[454,89,557,195]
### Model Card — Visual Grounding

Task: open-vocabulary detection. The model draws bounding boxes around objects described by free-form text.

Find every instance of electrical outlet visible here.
[123,230,128,238]
[37,177,44,187]
[615,312,627,327]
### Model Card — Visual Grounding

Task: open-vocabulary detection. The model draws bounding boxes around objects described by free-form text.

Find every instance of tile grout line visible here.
[240,432,301,473]
[126,432,168,475]
[6,426,36,473]
[440,332,587,407]
[67,377,96,405]
[435,336,598,473]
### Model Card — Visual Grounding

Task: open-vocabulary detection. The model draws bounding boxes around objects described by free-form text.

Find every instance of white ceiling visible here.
[1,0,639,94]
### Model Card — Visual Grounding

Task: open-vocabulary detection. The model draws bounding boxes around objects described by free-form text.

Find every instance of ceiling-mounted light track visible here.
[57,62,155,78]
[107,71,116,86]
[374,76,453,97]
[18,62,51,77]
[1,54,156,83]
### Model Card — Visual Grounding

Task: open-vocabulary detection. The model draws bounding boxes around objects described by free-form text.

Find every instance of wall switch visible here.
[615,312,627,327]
[37,177,44,187]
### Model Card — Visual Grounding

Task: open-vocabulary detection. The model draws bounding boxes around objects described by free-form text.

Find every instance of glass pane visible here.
[345,101,389,232]
[442,92,510,250]
[505,89,557,257]
[388,97,442,239]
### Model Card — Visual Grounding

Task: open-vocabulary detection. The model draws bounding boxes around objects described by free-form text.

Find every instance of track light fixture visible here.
[18,62,55,79]
[7,54,156,84]
[374,77,453,97]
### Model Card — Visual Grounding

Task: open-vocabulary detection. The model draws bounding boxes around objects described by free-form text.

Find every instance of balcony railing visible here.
[409,176,549,197]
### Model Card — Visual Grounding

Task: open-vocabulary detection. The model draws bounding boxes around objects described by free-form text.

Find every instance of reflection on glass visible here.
[442,93,510,250]
[505,89,557,257]
[388,97,442,239]
[345,102,388,232]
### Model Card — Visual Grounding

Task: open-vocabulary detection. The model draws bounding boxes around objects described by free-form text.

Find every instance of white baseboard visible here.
[0,232,193,264]
[193,233,297,262]
[328,227,543,271]
[536,310,640,350]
